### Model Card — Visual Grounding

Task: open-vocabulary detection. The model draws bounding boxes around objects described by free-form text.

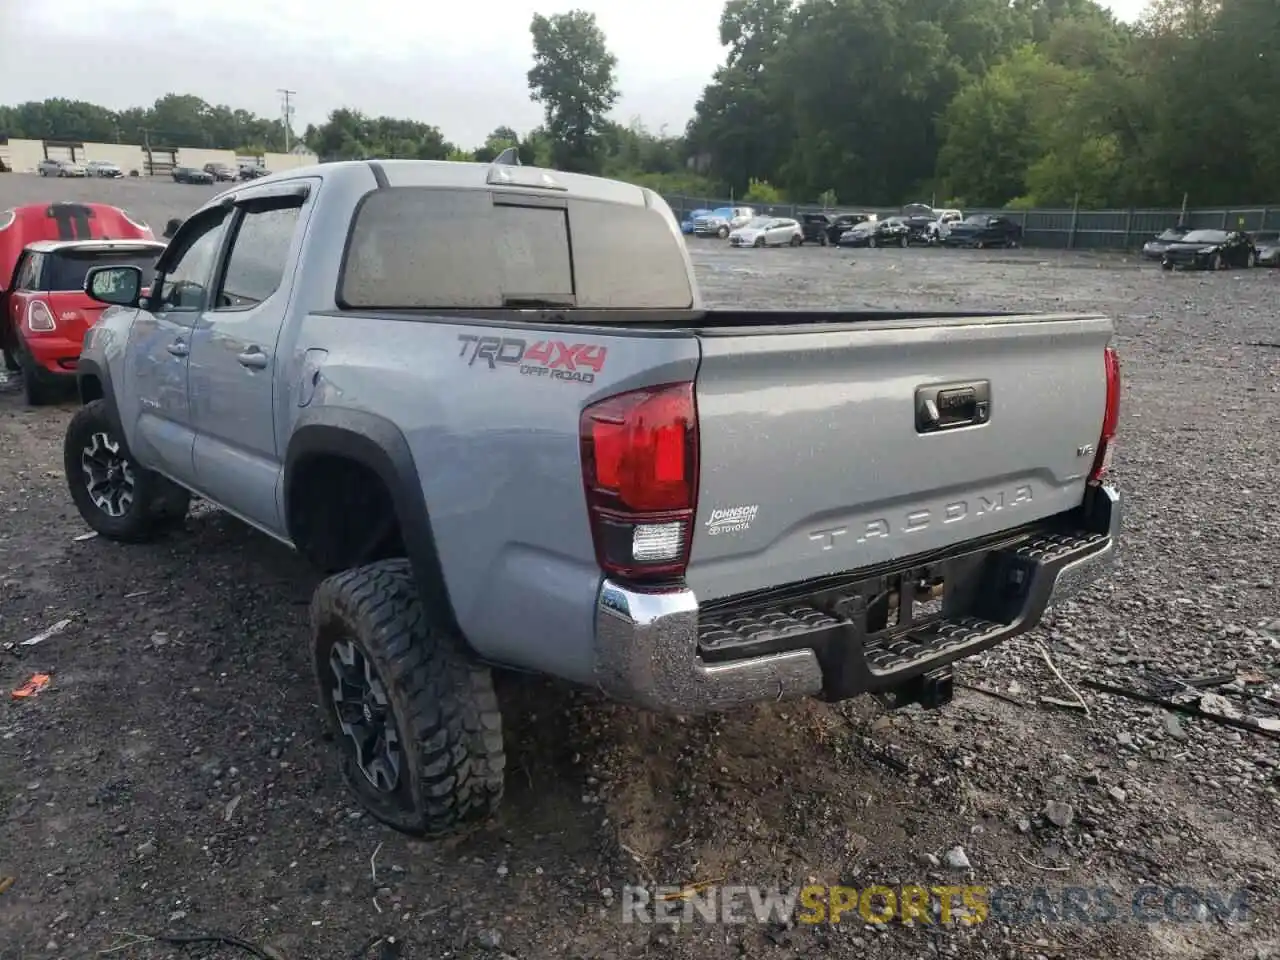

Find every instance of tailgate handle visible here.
[916,381,990,433]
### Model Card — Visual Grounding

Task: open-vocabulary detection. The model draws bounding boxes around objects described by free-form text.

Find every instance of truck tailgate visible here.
[686,313,1114,603]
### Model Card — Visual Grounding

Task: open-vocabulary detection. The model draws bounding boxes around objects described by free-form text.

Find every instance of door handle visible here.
[166,340,189,358]
[237,348,269,370]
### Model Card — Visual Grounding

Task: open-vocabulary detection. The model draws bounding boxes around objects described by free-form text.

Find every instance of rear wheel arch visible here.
[285,412,459,633]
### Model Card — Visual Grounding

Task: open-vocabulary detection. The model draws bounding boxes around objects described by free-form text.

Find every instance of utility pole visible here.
[278,88,296,152]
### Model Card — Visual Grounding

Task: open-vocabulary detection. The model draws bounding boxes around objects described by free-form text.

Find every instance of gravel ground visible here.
[3,176,1280,960]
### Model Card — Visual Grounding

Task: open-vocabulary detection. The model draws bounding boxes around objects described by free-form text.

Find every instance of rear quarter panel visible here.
[289,312,699,683]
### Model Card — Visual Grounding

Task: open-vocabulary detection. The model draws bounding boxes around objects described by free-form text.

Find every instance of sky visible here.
[1,0,1151,150]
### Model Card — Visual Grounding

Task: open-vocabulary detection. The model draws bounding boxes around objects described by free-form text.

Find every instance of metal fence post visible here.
[1123,208,1134,250]
[1068,193,1080,250]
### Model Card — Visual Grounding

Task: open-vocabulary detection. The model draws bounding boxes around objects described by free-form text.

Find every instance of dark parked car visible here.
[800,213,836,245]
[239,164,270,180]
[1251,231,1279,267]
[823,213,874,245]
[898,203,941,244]
[1160,230,1257,271]
[172,166,215,185]
[942,214,1023,248]
[1140,226,1191,260]
[203,162,238,182]
[837,217,910,248]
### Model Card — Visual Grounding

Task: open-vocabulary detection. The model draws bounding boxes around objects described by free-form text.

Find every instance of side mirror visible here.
[85,265,144,308]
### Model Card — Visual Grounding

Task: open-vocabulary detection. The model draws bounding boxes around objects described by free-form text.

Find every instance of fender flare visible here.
[74,357,126,439]
[284,409,458,632]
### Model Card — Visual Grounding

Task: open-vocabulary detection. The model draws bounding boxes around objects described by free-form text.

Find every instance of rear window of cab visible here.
[337,187,694,311]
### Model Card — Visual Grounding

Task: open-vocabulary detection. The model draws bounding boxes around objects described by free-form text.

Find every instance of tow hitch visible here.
[876,665,955,711]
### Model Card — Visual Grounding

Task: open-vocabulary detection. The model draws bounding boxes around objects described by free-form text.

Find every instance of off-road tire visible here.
[63,399,191,541]
[311,558,505,837]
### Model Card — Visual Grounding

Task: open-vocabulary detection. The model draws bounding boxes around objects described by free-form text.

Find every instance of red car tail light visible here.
[26,299,57,333]
[59,309,85,325]
[1088,345,1120,485]
[580,382,699,582]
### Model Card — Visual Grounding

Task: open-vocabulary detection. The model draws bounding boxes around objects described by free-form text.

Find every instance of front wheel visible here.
[63,400,190,541]
[1210,253,1223,271]
[1247,250,1257,268]
[899,235,908,248]
[820,234,829,247]
[718,226,730,239]
[869,237,878,249]
[789,234,802,247]
[1161,261,1174,271]
[312,558,506,837]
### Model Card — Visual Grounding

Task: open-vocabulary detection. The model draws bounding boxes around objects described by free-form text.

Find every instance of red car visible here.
[0,202,158,405]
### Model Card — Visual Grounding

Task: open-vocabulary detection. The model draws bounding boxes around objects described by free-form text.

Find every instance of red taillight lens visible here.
[580,382,699,582]
[26,299,57,333]
[1089,346,1120,485]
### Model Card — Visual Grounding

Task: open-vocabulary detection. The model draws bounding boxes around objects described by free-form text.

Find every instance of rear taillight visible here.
[26,299,57,333]
[580,382,699,583]
[1088,345,1121,485]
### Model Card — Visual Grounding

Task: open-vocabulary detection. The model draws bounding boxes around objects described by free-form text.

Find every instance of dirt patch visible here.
[2,219,1280,959]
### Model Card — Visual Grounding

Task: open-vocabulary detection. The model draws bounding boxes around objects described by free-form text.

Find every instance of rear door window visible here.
[14,252,42,290]
[339,187,693,311]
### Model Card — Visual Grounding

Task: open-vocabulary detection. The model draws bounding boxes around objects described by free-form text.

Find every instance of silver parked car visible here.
[37,158,87,178]
[1251,231,1279,267]
[86,160,125,179]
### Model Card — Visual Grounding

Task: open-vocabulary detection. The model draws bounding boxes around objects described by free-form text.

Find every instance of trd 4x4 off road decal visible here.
[456,334,607,385]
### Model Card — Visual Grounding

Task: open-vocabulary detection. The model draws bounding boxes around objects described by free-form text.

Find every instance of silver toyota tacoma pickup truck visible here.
[65,157,1121,837]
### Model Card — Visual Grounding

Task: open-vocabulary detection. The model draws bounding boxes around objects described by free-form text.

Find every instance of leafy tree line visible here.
[687,0,1279,208]
[3,0,1274,208]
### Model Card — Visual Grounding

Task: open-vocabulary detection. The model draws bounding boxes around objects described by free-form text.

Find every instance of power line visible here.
[278,88,296,152]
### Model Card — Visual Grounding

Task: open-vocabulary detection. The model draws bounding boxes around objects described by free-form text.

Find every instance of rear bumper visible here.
[593,487,1121,714]
[24,332,83,373]
[21,334,82,377]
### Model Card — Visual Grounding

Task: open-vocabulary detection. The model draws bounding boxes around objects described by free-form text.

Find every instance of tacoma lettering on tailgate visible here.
[456,334,607,384]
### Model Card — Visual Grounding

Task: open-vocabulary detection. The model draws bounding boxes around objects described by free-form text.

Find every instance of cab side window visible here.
[213,204,301,311]
[155,211,230,312]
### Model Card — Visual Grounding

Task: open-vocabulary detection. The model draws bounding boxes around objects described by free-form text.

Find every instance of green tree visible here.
[527,10,620,173]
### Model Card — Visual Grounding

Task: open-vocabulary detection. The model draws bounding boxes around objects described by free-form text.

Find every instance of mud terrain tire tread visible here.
[64,400,191,541]
[311,558,505,837]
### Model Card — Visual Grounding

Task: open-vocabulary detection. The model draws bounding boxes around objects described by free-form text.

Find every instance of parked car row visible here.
[34,156,269,184]
[173,162,271,185]
[1140,224,1279,270]
[681,203,1024,250]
